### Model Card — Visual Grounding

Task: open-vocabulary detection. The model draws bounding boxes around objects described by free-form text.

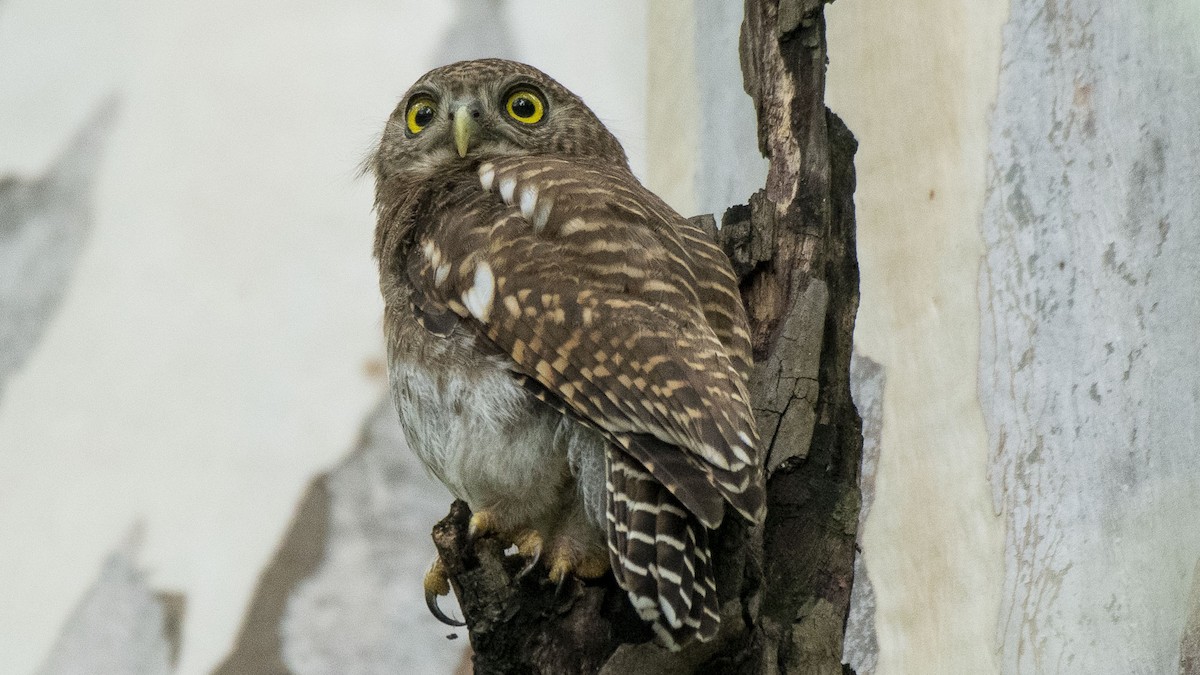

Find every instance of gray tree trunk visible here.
[434,1,863,672]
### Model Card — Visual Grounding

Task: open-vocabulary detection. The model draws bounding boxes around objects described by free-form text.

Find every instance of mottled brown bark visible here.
[433,1,862,672]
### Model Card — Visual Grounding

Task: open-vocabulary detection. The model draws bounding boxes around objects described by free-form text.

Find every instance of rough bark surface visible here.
[432,1,862,672]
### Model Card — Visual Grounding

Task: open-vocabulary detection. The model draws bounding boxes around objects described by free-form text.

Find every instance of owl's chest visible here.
[385,309,568,508]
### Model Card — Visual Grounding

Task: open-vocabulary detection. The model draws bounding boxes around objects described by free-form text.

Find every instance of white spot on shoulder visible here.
[462,261,496,323]
[478,163,495,191]
[422,240,442,267]
[533,199,553,232]
[499,177,517,204]
[519,186,538,221]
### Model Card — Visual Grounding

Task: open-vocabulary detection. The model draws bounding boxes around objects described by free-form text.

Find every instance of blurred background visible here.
[2,1,1198,674]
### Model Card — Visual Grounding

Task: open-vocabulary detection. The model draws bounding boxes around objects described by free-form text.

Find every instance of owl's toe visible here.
[423,556,466,627]
[547,539,611,585]
[467,510,498,542]
[513,530,544,580]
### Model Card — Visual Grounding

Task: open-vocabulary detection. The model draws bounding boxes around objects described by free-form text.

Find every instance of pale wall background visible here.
[828,1,1200,672]
[3,1,1199,674]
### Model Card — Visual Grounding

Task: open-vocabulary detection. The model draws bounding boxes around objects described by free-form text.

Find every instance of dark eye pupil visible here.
[512,97,536,118]
[414,106,434,126]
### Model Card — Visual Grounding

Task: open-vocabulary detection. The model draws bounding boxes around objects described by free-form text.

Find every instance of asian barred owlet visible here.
[371,59,765,650]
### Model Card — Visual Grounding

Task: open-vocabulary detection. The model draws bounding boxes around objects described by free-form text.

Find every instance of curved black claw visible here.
[554,573,574,599]
[426,588,466,627]
[515,546,543,581]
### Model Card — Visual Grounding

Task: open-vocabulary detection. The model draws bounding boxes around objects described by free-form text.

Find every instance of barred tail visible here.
[605,449,720,650]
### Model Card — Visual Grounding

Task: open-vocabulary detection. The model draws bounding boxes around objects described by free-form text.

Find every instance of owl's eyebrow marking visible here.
[404,89,440,107]
[501,79,545,97]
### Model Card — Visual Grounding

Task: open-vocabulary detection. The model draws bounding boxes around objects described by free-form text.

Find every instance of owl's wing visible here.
[408,156,764,528]
[672,214,754,387]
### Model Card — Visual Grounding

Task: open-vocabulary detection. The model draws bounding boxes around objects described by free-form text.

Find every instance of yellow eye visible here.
[505,89,545,124]
[406,97,436,135]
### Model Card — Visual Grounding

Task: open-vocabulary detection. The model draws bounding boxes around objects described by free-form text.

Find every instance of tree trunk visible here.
[431,1,862,672]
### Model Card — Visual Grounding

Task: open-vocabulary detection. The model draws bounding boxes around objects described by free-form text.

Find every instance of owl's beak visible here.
[453,105,479,158]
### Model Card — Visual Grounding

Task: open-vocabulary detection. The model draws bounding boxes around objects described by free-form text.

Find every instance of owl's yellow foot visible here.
[547,539,611,585]
[466,512,607,586]
[423,556,465,627]
[467,510,499,541]
[465,509,545,580]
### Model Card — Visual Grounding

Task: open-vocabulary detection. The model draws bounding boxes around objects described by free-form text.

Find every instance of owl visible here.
[371,59,765,650]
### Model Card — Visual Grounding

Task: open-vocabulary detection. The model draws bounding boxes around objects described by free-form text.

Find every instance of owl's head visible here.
[374,59,628,179]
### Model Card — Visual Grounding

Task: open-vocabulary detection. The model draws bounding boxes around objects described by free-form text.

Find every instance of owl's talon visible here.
[548,556,573,587]
[514,530,544,580]
[425,589,466,627]
[554,571,574,599]
[424,557,466,627]
[516,555,541,580]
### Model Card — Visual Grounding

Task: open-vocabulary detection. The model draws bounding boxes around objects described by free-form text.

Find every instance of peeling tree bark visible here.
[431,1,862,672]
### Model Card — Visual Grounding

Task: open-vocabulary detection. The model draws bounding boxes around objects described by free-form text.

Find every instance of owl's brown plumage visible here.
[372,58,764,650]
